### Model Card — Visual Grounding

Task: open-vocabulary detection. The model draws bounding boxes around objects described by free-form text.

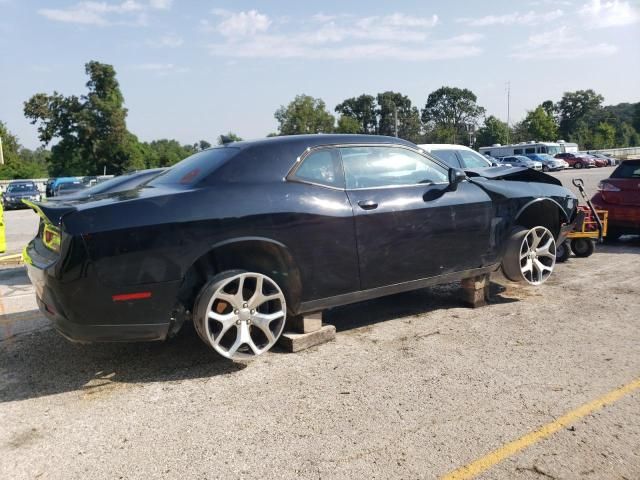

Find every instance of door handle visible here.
[357,200,378,210]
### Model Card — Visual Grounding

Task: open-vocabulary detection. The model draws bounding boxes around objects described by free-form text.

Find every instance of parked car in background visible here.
[555,152,596,169]
[1,181,41,209]
[589,153,617,166]
[55,181,87,197]
[591,159,640,239]
[498,155,543,171]
[585,154,608,168]
[24,134,578,361]
[47,168,166,202]
[525,153,566,172]
[50,177,80,196]
[418,144,493,169]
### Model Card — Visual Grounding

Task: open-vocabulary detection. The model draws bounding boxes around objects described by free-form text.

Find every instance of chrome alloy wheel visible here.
[194,272,286,360]
[518,227,556,285]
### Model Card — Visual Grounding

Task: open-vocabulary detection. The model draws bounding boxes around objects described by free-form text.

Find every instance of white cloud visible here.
[578,0,640,27]
[205,10,458,61]
[148,0,172,9]
[510,25,617,59]
[146,34,183,47]
[458,9,564,26]
[214,9,272,37]
[38,0,171,26]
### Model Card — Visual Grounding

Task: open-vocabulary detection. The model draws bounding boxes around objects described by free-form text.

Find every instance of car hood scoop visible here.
[465,166,561,186]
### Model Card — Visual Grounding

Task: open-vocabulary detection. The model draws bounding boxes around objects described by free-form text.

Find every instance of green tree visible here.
[195,140,212,151]
[217,132,243,145]
[0,122,48,179]
[335,94,377,134]
[421,86,485,144]
[141,139,195,168]
[541,100,555,118]
[274,95,335,135]
[521,106,558,141]
[476,116,510,147]
[556,89,604,139]
[336,115,361,134]
[633,103,640,133]
[376,91,422,142]
[593,122,616,149]
[24,61,137,176]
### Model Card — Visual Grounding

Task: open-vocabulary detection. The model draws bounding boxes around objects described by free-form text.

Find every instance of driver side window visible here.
[340,146,448,189]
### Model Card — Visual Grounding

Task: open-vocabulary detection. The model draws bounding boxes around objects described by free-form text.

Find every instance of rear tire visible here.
[502,226,556,285]
[193,270,287,361]
[574,162,583,169]
[570,238,595,257]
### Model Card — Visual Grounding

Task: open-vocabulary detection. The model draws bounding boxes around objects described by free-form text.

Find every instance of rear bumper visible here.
[33,293,169,343]
[591,194,640,231]
[24,240,177,343]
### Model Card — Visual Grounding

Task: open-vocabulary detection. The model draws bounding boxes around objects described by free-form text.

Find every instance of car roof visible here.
[417,144,475,152]
[220,134,414,151]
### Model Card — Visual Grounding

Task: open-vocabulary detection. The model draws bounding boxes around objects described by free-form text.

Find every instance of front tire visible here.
[574,162,583,169]
[502,226,557,285]
[193,270,287,360]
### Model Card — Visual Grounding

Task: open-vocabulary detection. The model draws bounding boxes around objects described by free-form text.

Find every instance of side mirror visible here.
[448,168,466,191]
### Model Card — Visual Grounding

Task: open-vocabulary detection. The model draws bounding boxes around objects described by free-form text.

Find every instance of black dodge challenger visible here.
[24,135,578,360]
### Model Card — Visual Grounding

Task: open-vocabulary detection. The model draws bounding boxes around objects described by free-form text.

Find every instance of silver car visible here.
[525,153,566,172]
[499,155,543,171]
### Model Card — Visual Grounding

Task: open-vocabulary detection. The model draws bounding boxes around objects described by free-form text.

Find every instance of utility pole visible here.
[0,135,4,165]
[506,81,511,144]
[393,103,398,138]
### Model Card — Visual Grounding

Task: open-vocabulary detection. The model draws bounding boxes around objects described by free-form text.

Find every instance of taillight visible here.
[598,181,620,192]
[43,224,61,253]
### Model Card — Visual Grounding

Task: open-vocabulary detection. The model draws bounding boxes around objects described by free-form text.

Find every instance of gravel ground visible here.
[1,165,638,479]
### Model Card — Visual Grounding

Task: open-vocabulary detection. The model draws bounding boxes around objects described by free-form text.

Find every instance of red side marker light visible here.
[112,292,152,302]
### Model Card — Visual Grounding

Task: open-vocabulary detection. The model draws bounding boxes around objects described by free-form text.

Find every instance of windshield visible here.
[7,183,37,193]
[546,146,562,155]
[149,148,239,186]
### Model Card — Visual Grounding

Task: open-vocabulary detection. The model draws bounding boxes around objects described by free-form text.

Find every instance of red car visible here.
[591,159,640,239]
[586,154,608,167]
[555,152,596,169]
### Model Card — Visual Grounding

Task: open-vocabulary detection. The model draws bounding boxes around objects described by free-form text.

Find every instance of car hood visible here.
[464,166,561,186]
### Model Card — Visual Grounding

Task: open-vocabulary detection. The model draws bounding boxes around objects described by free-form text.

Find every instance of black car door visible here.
[340,145,494,290]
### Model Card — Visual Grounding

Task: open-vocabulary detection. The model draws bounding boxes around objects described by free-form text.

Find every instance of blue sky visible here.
[1,0,639,149]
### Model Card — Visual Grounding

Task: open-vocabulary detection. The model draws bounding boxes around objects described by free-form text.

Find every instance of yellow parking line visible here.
[442,378,640,480]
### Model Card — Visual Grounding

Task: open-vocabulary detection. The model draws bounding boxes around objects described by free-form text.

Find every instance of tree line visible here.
[1,60,638,180]
[276,90,640,151]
